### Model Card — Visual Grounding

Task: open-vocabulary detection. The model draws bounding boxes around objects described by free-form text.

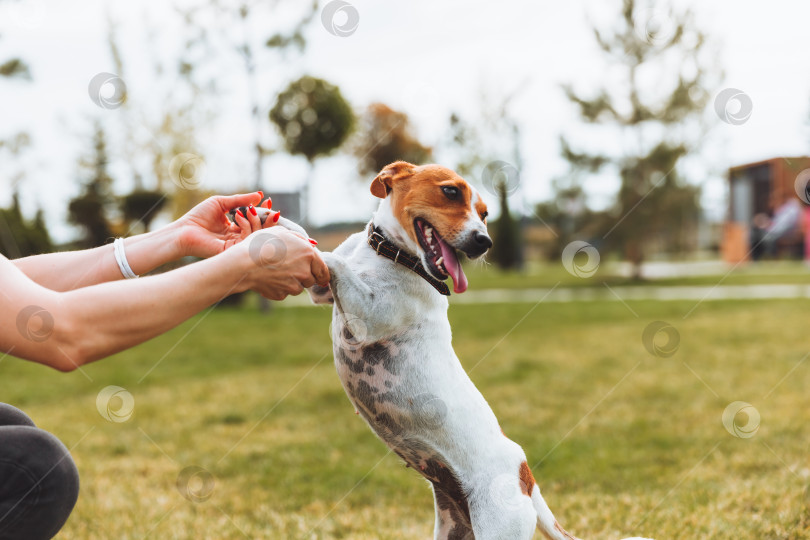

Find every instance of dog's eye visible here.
[480,211,488,220]
[441,186,459,200]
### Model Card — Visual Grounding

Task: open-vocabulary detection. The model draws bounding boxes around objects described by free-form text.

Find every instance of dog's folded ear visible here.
[370,161,415,199]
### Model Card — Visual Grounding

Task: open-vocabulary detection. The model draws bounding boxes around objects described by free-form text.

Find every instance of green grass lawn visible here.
[2,297,810,539]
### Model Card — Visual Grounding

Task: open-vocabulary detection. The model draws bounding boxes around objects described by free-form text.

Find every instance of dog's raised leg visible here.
[433,487,474,540]
[312,252,401,342]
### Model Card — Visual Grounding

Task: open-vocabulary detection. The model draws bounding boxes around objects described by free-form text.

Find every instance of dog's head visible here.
[371,161,491,294]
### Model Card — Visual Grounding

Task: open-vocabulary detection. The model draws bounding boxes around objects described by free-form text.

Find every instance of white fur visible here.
[306,199,652,540]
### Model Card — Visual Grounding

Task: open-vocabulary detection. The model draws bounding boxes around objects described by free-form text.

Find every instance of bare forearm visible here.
[13,225,183,291]
[52,254,248,368]
[5,253,249,371]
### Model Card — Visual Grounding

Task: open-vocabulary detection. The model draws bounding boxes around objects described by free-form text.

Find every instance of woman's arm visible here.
[0,228,328,372]
[13,193,275,291]
[12,225,183,291]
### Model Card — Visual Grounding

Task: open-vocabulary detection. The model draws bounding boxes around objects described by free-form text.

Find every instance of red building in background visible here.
[722,157,810,263]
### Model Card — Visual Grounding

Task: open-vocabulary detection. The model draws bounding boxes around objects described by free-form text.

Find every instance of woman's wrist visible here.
[204,244,254,294]
[123,224,186,276]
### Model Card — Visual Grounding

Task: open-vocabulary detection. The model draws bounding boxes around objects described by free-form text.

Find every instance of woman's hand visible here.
[231,228,330,301]
[173,192,279,259]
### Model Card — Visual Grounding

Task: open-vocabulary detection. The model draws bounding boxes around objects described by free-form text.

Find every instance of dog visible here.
[306,161,652,540]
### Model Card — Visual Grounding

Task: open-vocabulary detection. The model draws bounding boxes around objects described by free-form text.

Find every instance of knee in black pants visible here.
[0,406,80,540]
[0,403,37,428]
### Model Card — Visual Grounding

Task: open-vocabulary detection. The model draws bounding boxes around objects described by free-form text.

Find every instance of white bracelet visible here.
[113,237,139,279]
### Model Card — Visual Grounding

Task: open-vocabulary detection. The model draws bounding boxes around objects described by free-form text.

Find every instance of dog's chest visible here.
[331,324,473,528]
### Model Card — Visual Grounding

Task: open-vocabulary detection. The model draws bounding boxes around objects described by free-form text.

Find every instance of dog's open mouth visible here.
[414,218,468,294]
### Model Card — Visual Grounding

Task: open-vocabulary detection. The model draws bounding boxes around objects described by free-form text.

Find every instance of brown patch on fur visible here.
[519,461,535,497]
[370,161,414,198]
[368,161,487,248]
[474,198,488,222]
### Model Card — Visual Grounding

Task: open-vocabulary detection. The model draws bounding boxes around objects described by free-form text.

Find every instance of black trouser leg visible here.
[0,403,80,540]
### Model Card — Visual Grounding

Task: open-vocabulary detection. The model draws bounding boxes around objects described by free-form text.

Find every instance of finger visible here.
[262,291,286,302]
[310,252,330,286]
[261,210,281,229]
[261,197,272,210]
[215,192,262,212]
[246,205,261,231]
[287,282,305,296]
[233,210,251,237]
[299,275,316,289]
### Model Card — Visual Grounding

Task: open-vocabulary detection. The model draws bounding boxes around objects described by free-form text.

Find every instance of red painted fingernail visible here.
[249,205,257,216]
[309,238,318,245]
[266,197,272,209]
[258,191,263,199]
[236,210,244,218]
[273,211,280,223]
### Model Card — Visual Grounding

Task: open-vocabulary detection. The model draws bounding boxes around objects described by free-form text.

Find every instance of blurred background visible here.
[2,0,810,277]
[3,1,810,539]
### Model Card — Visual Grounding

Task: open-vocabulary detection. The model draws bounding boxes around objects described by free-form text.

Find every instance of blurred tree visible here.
[0,48,47,256]
[353,103,432,177]
[269,75,354,225]
[68,126,116,248]
[0,193,52,258]
[559,0,709,279]
[105,17,207,226]
[121,185,167,233]
[490,183,521,269]
[176,0,319,197]
[0,58,30,79]
[445,90,526,269]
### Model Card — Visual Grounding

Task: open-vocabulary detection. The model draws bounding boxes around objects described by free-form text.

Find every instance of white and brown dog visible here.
[308,161,651,540]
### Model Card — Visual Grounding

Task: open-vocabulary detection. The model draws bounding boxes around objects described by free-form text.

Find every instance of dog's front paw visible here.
[308,283,334,305]
[275,216,308,237]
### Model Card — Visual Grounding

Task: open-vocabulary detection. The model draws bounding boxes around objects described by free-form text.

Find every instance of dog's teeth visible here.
[436,256,444,267]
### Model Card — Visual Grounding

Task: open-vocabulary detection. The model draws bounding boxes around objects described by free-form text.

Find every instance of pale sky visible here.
[1,0,809,243]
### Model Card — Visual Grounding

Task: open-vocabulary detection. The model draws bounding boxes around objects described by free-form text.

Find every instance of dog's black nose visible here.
[462,231,493,258]
[474,231,492,251]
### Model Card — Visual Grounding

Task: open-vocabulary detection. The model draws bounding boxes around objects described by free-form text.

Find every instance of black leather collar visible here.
[367,223,450,296]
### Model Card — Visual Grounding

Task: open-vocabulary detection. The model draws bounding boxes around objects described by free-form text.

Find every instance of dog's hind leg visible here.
[432,487,474,540]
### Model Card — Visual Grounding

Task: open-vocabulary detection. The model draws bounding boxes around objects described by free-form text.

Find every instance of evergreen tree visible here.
[560,0,710,279]
[68,126,116,247]
[490,182,522,270]
[0,194,53,258]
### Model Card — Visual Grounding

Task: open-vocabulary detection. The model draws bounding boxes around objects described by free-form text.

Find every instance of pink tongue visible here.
[438,238,468,294]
